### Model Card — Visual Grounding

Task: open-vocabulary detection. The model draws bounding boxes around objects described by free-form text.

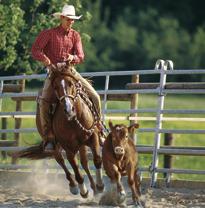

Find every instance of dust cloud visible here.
[0,161,205,207]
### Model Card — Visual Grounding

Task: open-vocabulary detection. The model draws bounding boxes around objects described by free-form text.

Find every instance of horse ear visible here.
[109,120,114,130]
[128,123,139,134]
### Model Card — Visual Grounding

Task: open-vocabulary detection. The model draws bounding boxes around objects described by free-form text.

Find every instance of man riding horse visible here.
[31,4,103,152]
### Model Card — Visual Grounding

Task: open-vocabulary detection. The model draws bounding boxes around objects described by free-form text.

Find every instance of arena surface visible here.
[0,170,204,208]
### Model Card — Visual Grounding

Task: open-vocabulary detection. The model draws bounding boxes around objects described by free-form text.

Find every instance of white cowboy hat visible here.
[53,5,82,20]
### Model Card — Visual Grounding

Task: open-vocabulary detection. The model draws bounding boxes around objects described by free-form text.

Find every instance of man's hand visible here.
[42,57,51,66]
[67,54,74,62]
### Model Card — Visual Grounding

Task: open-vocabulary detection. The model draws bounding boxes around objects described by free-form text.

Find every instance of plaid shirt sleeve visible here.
[31,30,50,63]
[72,32,85,64]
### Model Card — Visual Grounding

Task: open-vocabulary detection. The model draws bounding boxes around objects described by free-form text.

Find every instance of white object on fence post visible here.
[154,59,165,71]
[150,59,174,187]
[102,75,110,122]
[0,80,4,111]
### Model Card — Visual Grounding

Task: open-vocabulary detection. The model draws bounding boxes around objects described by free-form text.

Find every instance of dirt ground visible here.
[0,170,205,208]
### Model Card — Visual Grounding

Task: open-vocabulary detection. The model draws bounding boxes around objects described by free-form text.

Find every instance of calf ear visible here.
[128,123,139,134]
[109,120,114,130]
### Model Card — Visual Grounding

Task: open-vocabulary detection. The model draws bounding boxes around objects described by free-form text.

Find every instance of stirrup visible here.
[96,121,106,146]
[44,142,55,153]
[97,121,107,136]
[96,121,104,132]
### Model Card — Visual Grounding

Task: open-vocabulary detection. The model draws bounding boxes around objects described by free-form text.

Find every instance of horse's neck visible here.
[75,96,95,125]
[74,98,83,117]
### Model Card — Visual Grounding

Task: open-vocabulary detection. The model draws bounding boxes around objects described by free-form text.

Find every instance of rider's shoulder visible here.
[38,27,54,36]
[70,29,80,36]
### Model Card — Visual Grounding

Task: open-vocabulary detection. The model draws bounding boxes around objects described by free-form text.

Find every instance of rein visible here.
[60,78,98,135]
[59,95,74,102]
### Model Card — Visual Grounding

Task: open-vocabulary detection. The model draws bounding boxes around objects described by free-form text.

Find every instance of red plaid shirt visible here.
[31,25,84,65]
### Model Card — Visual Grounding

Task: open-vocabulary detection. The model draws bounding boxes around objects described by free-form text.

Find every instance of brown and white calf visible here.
[102,121,142,207]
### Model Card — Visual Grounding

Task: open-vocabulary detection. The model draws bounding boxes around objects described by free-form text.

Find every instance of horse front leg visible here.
[66,152,89,198]
[89,132,104,192]
[53,147,78,195]
[79,145,97,195]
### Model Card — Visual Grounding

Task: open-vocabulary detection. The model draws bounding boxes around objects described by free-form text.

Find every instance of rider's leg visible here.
[40,77,55,151]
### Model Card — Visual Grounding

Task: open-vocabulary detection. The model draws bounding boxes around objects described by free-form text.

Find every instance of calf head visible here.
[109,121,139,159]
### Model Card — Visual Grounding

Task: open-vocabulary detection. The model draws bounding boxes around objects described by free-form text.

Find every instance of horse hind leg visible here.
[79,145,97,195]
[53,147,78,195]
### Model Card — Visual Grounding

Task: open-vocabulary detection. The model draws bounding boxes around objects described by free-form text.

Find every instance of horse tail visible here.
[13,142,53,160]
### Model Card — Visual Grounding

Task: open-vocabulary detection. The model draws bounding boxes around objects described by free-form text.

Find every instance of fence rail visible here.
[0,60,205,187]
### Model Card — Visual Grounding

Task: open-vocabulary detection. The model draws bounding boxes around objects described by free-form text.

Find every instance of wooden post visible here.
[1,118,7,159]
[12,77,25,164]
[163,133,173,178]
[129,75,139,143]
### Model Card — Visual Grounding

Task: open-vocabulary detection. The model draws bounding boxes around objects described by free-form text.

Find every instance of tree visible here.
[0,0,91,75]
[0,0,25,74]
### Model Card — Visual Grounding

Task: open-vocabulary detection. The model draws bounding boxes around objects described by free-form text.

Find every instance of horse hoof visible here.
[70,186,79,195]
[80,189,89,198]
[134,201,143,208]
[96,183,104,192]
[135,205,143,208]
[117,192,126,204]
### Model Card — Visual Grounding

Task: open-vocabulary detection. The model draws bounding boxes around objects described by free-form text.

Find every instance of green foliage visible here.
[79,1,121,71]
[0,1,25,70]
[190,27,205,68]
[1,0,205,77]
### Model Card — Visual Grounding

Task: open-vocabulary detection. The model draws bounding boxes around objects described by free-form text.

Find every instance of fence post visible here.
[1,118,7,159]
[12,77,25,164]
[0,80,6,159]
[129,74,139,143]
[150,60,167,187]
[102,75,110,122]
[163,133,173,177]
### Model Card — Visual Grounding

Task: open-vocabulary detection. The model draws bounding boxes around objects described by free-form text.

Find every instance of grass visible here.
[0,93,205,181]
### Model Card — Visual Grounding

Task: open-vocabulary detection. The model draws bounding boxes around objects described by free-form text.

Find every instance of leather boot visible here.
[39,99,55,152]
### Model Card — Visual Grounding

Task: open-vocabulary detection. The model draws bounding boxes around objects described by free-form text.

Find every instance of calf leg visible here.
[116,173,126,203]
[134,169,141,196]
[127,167,142,207]
[108,165,126,204]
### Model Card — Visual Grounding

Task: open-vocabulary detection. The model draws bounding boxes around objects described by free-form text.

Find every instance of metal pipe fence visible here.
[0,60,205,187]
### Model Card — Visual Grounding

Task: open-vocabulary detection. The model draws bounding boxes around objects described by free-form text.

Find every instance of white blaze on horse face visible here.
[61,79,73,114]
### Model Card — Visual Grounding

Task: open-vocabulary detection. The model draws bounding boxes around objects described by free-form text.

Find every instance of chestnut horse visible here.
[15,66,104,197]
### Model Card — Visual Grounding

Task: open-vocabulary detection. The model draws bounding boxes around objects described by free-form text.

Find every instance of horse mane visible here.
[49,66,93,87]
[50,68,77,83]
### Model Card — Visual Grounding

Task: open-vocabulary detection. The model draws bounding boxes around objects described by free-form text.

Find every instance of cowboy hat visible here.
[53,5,82,20]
